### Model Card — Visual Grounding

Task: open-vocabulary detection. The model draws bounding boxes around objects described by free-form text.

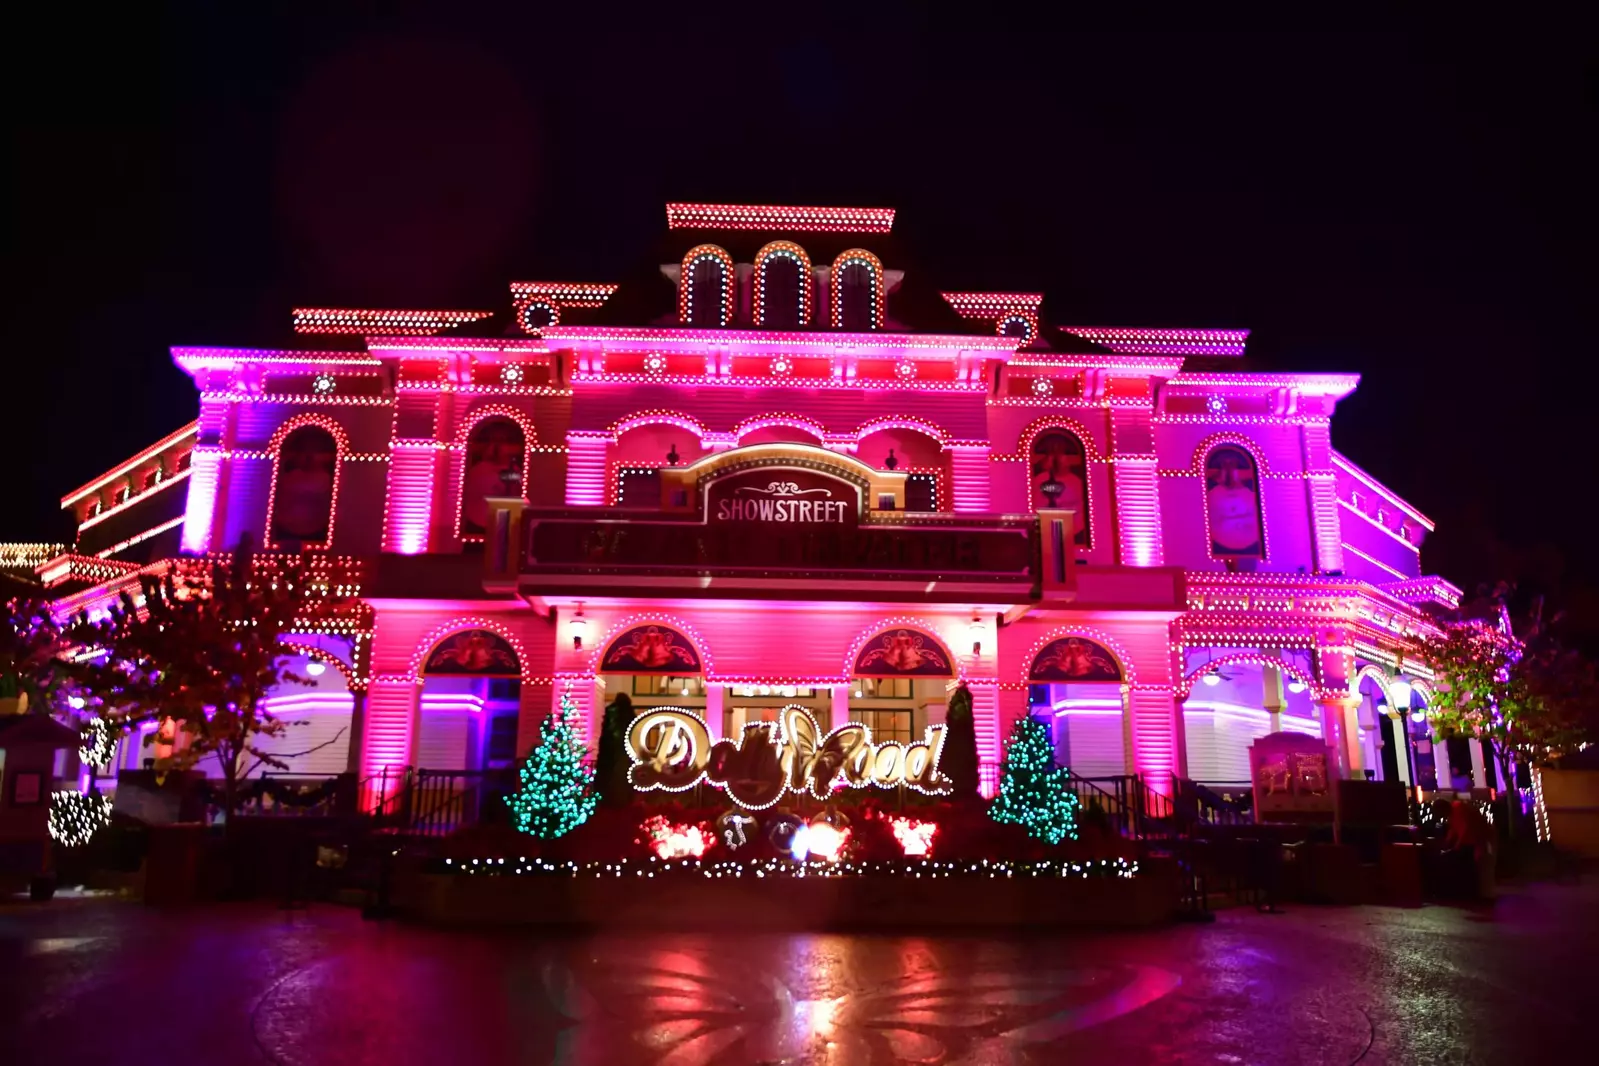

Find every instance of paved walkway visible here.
[2,878,1594,1064]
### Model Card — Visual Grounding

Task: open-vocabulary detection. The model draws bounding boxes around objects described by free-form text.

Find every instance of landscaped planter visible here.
[391,856,1180,929]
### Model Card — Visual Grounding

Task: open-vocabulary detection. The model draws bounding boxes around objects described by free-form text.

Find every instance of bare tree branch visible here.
[240,726,349,779]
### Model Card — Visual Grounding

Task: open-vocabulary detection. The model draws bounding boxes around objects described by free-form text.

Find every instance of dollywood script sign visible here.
[626,705,952,809]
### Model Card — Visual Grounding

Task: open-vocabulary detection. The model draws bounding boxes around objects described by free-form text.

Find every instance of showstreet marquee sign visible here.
[709,467,858,526]
[626,705,952,810]
[525,465,1033,580]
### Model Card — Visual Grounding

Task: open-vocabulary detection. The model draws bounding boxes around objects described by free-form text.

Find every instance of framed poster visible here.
[11,771,44,806]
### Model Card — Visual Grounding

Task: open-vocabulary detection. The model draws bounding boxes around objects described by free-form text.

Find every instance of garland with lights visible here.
[441,856,1138,880]
[508,689,597,839]
[78,716,115,768]
[989,715,1080,844]
[49,790,112,849]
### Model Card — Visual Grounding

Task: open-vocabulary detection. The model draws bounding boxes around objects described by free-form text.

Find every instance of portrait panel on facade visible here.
[1030,429,1089,545]
[461,418,525,536]
[270,426,337,547]
[1204,445,1263,558]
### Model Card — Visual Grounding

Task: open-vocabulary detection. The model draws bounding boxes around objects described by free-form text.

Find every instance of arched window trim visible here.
[456,407,536,542]
[830,248,885,330]
[751,241,814,327]
[1199,439,1270,563]
[679,244,736,326]
[1025,424,1095,548]
[265,414,347,551]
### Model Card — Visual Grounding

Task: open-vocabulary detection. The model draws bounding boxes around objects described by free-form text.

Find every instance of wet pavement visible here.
[2,878,1595,1065]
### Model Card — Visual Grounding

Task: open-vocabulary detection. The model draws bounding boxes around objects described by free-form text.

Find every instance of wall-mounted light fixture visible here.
[968,613,984,656]
[570,603,588,650]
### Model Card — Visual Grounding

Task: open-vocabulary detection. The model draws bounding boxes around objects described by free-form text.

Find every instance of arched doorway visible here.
[1180,650,1321,786]
[417,628,524,773]
[595,621,716,739]
[1027,635,1126,777]
[847,625,956,745]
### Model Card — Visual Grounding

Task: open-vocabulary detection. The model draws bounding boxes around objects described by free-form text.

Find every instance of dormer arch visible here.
[831,249,884,330]
[751,241,813,328]
[679,244,736,327]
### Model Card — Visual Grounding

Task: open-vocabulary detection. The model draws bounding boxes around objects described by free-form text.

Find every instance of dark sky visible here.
[7,15,1596,627]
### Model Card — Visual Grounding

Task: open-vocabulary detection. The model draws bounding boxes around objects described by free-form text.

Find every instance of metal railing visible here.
[354,766,514,836]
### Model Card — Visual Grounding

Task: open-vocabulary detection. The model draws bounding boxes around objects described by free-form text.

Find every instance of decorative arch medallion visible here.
[600,623,702,675]
[853,626,955,678]
[1029,636,1124,683]
[422,629,522,678]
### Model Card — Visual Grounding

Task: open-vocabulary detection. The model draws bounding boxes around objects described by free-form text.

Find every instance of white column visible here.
[1469,738,1488,790]
[1435,735,1455,792]
[705,684,725,741]
[830,685,850,732]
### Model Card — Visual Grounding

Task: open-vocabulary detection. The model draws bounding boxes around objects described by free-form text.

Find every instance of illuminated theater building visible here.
[35,202,1487,800]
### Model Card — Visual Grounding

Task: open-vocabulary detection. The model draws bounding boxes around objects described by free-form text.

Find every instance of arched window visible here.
[270,426,339,549]
[999,313,1037,344]
[1030,429,1090,546]
[1204,445,1264,559]
[460,417,526,538]
[831,249,884,330]
[679,244,735,326]
[752,241,813,328]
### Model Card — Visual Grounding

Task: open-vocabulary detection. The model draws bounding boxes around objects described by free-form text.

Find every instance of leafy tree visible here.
[1417,621,1591,815]
[941,681,980,802]
[509,689,596,839]
[73,544,347,826]
[593,691,635,807]
[0,595,74,712]
[988,714,1079,844]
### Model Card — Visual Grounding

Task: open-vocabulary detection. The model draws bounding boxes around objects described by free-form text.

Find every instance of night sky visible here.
[8,17,1595,635]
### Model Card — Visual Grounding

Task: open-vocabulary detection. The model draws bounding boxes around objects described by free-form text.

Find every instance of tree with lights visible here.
[1417,621,1592,831]
[989,714,1079,844]
[942,681,980,802]
[0,594,75,714]
[72,540,348,829]
[509,688,597,839]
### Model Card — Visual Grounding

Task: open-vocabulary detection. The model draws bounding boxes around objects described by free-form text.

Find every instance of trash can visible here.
[144,823,208,905]
[1379,842,1424,907]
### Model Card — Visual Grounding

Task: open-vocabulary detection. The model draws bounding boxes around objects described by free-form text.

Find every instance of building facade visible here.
[32,203,1482,798]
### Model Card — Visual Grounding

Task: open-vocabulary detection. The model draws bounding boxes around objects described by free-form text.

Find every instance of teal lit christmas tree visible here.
[509,689,597,839]
[988,715,1080,844]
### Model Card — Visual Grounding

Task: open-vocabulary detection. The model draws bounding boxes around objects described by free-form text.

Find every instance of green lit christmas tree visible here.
[988,714,1080,844]
[509,689,597,839]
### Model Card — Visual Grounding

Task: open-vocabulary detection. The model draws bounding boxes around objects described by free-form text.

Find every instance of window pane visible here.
[761,255,801,328]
